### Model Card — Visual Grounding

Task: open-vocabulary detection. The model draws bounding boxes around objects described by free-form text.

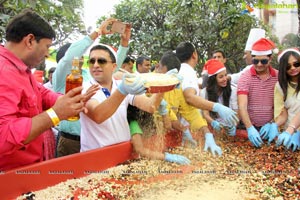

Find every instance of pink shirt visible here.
[0,46,60,170]
[237,65,278,127]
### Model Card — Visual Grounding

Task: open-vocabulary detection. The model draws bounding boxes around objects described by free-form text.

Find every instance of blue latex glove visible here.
[182,128,197,147]
[259,123,271,139]
[259,123,279,144]
[247,126,263,147]
[211,120,222,132]
[166,69,183,89]
[204,133,222,156]
[158,99,168,115]
[212,103,238,127]
[165,152,191,165]
[286,131,300,151]
[227,126,236,136]
[276,131,292,148]
[118,73,146,95]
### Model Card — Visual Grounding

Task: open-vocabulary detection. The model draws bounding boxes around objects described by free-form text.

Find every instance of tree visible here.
[98,0,270,73]
[0,0,85,46]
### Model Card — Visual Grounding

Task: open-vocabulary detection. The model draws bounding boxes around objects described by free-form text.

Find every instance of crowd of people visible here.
[0,9,299,171]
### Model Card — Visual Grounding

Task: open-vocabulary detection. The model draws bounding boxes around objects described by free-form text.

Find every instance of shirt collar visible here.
[0,45,29,72]
[181,63,194,72]
[250,65,277,77]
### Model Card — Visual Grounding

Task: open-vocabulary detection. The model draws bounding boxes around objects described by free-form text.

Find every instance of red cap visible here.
[204,59,226,77]
[251,38,276,56]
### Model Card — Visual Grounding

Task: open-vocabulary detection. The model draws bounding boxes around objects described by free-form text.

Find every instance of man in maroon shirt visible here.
[237,38,278,148]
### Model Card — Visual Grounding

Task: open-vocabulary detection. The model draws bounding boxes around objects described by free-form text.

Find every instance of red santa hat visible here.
[251,38,276,56]
[204,59,226,77]
[277,48,300,62]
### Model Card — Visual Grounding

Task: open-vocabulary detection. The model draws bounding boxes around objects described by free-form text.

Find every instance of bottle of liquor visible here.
[65,57,83,121]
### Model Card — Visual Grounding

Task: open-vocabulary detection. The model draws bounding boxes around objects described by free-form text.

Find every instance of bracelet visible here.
[288,125,296,132]
[46,108,60,126]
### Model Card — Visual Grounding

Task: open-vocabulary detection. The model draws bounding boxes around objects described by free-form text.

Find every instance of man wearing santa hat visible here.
[230,28,266,86]
[237,38,278,148]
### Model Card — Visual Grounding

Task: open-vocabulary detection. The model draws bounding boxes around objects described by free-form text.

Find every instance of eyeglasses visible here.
[252,59,269,65]
[88,58,113,66]
[287,62,300,70]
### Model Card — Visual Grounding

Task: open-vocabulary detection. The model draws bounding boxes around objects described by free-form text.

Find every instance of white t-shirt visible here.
[80,78,134,152]
[230,65,252,87]
[43,81,53,91]
[179,63,200,95]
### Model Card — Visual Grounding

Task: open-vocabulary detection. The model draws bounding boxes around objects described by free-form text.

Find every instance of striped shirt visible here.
[237,65,278,127]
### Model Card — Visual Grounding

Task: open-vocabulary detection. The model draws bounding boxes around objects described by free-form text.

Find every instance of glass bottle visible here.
[65,57,83,121]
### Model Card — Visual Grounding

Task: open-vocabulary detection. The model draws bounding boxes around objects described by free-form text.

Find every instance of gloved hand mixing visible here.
[259,123,279,144]
[204,133,222,156]
[182,128,197,147]
[165,152,191,165]
[158,99,168,116]
[286,130,300,151]
[212,103,238,127]
[247,126,263,147]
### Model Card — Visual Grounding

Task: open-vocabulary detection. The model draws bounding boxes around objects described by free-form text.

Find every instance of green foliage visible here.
[281,33,300,49]
[98,0,272,73]
[0,0,85,46]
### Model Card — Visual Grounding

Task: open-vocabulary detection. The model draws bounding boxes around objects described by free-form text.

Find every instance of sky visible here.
[83,0,121,30]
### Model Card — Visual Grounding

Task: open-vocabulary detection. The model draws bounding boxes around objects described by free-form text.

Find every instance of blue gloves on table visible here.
[166,69,183,88]
[286,130,300,151]
[118,73,146,95]
[247,126,263,147]
[182,128,197,147]
[212,103,238,127]
[259,123,279,145]
[158,99,168,115]
[165,152,191,165]
[211,120,222,132]
[276,131,292,148]
[204,133,222,156]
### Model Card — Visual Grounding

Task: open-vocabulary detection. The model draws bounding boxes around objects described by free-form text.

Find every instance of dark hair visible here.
[251,54,272,58]
[48,67,56,74]
[123,55,135,64]
[278,51,300,101]
[206,75,231,118]
[56,43,71,63]
[212,50,226,58]
[175,42,195,63]
[160,51,181,71]
[89,45,116,63]
[136,56,150,66]
[5,9,55,42]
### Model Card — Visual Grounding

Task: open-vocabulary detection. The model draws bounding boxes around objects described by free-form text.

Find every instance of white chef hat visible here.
[244,28,266,51]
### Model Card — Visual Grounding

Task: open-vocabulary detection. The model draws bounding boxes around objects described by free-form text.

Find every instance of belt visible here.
[60,131,80,141]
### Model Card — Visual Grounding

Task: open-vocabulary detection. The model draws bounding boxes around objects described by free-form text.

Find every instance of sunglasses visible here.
[287,62,300,70]
[252,59,269,65]
[88,58,113,65]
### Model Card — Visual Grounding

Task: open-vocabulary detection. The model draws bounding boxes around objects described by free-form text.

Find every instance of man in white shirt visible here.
[80,44,165,151]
